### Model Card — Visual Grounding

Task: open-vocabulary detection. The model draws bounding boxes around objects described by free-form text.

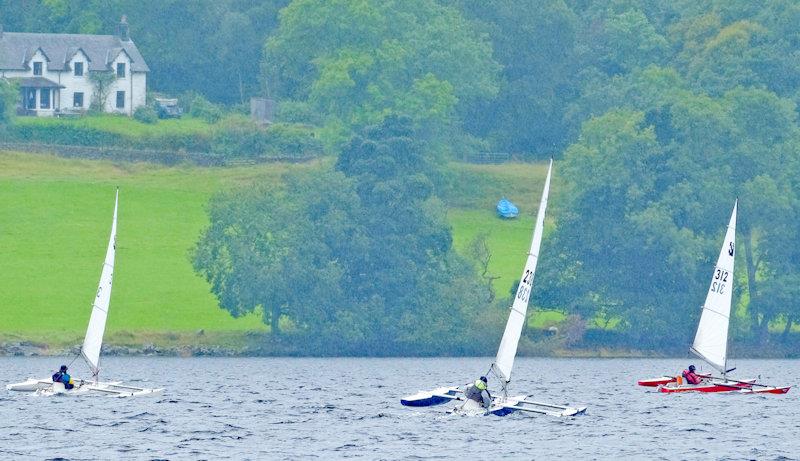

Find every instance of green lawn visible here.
[0,150,325,344]
[445,161,566,328]
[13,113,212,139]
[0,151,561,345]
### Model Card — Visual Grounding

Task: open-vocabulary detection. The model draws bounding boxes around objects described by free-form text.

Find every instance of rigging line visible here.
[67,349,82,368]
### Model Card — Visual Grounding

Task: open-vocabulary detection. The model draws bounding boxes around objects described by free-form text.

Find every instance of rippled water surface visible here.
[1,357,798,460]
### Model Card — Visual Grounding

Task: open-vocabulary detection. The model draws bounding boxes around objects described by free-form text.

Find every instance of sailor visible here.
[682,365,702,385]
[464,376,492,409]
[52,365,75,390]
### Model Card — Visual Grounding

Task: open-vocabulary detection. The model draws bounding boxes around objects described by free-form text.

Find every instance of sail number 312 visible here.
[710,269,729,294]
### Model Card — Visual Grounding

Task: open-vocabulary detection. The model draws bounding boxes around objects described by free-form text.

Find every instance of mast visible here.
[690,199,737,376]
[490,160,553,393]
[80,189,119,380]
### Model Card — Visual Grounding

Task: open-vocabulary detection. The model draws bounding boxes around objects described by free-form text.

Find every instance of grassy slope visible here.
[0,151,563,346]
[0,151,324,345]
[13,114,212,139]
[444,162,565,328]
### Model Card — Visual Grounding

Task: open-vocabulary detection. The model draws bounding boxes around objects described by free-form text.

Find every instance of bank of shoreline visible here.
[2,339,796,359]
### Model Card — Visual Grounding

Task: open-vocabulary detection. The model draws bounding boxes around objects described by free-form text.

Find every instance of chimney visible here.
[117,15,130,42]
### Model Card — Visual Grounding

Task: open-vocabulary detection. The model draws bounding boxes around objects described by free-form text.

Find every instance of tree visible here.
[89,71,116,112]
[195,116,491,354]
[0,79,17,124]
[264,0,499,143]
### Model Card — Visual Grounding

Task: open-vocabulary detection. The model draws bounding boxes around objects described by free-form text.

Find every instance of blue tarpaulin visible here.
[496,197,519,218]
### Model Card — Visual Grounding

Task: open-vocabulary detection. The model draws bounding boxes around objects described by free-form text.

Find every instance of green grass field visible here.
[0,151,558,345]
[13,113,213,139]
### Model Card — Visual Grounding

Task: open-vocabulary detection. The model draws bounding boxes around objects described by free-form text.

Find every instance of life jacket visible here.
[474,379,487,391]
[682,369,700,385]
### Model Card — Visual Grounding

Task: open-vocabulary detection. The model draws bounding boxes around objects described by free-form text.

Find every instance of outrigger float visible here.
[639,200,790,395]
[7,190,164,398]
[401,161,587,417]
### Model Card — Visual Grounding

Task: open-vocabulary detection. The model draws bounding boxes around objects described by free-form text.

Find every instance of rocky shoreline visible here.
[0,341,250,358]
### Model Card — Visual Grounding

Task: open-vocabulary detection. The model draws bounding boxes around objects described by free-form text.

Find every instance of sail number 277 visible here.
[516,269,534,302]
[710,269,729,294]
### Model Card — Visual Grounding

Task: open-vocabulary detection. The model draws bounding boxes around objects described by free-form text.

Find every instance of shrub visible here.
[210,115,322,158]
[0,79,17,124]
[133,105,158,124]
[275,100,321,125]
[189,95,222,123]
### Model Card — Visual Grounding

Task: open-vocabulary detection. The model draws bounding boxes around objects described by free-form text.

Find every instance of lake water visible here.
[1,357,797,460]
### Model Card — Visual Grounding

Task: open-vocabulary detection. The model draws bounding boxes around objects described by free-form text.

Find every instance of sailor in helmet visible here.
[52,365,75,390]
[464,376,492,409]
[682,364,702,385]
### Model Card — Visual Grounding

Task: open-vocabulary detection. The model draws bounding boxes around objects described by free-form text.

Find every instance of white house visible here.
[0,16,148,116]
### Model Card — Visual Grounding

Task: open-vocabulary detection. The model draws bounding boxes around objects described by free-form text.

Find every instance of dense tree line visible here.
[194,116,498,354]
[5,0,800,351]
[0,0,287,104]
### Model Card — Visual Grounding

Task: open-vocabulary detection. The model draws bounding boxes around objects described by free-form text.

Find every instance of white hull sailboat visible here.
[401,160,587,417]
[639,200,789,395]
[7,190,163,398]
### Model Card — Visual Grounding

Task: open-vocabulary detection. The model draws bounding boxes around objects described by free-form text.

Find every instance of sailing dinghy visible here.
[7,190,163,397]
[639,200,790,395]
[401,160,586,417]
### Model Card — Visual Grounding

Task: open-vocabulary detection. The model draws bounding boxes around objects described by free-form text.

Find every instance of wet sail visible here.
[491,160,552,383]
[690,200,737,374]
[81,189,118,377]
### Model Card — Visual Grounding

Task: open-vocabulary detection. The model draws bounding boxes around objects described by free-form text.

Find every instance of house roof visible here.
[0,32,149,73]
[15,76,65,88]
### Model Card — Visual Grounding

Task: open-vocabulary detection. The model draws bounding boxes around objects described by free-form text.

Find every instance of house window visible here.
[25,89,36,109]
[40,89,50,109]
[116,62,126,78]
[73,92,84,108]
[116,91,125,109]
[74,62,84,76]
[33,62,43,76]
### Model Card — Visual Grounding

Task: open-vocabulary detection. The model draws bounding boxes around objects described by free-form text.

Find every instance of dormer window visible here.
[74,62,84,76]
[33,62,43,76]
[116,62,126,78]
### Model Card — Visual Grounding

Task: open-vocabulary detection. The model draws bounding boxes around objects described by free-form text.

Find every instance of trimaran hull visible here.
[638,201,790,395]
[6,190,163,398]
[400,161,587,417]
[7,378,164,397]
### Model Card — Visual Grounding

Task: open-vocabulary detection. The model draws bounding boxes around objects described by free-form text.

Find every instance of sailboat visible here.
[639,200,789,394]
[7,189,163,397]
[401,160,586,416]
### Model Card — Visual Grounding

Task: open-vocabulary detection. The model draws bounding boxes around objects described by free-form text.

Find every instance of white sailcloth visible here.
[491,160,553,383]
[81,189,118,377]
[690,200,737,374]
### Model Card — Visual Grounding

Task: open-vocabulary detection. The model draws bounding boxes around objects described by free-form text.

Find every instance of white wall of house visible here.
[1,48,147,116]
[102,51,146,115]
[2,49,60,116]
[58,49,94,111]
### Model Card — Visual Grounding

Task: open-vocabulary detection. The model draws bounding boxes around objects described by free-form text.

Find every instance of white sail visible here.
[81,189,118,377]
[491,160,553,383]
[690,200,737,374]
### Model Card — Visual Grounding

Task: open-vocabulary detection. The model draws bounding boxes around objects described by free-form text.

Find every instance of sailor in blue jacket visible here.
[52,365,75,390]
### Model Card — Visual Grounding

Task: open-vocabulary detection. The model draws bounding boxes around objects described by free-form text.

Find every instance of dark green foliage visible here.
[133,105,158,124]
[4,116,321,159]
[210,116,322,158]
[189,95,223,123]
[0,79,17,124]
[194,116,494,354]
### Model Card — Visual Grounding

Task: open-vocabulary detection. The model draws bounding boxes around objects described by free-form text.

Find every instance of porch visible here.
[15,77,64,116]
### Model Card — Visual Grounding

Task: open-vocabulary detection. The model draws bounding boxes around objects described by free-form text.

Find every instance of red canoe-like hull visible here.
[658,381,752,393]
[638,376,676,387]
[739,386,791,395]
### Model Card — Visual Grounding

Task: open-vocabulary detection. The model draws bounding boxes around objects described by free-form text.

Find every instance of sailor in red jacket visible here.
[682,364,702,385]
